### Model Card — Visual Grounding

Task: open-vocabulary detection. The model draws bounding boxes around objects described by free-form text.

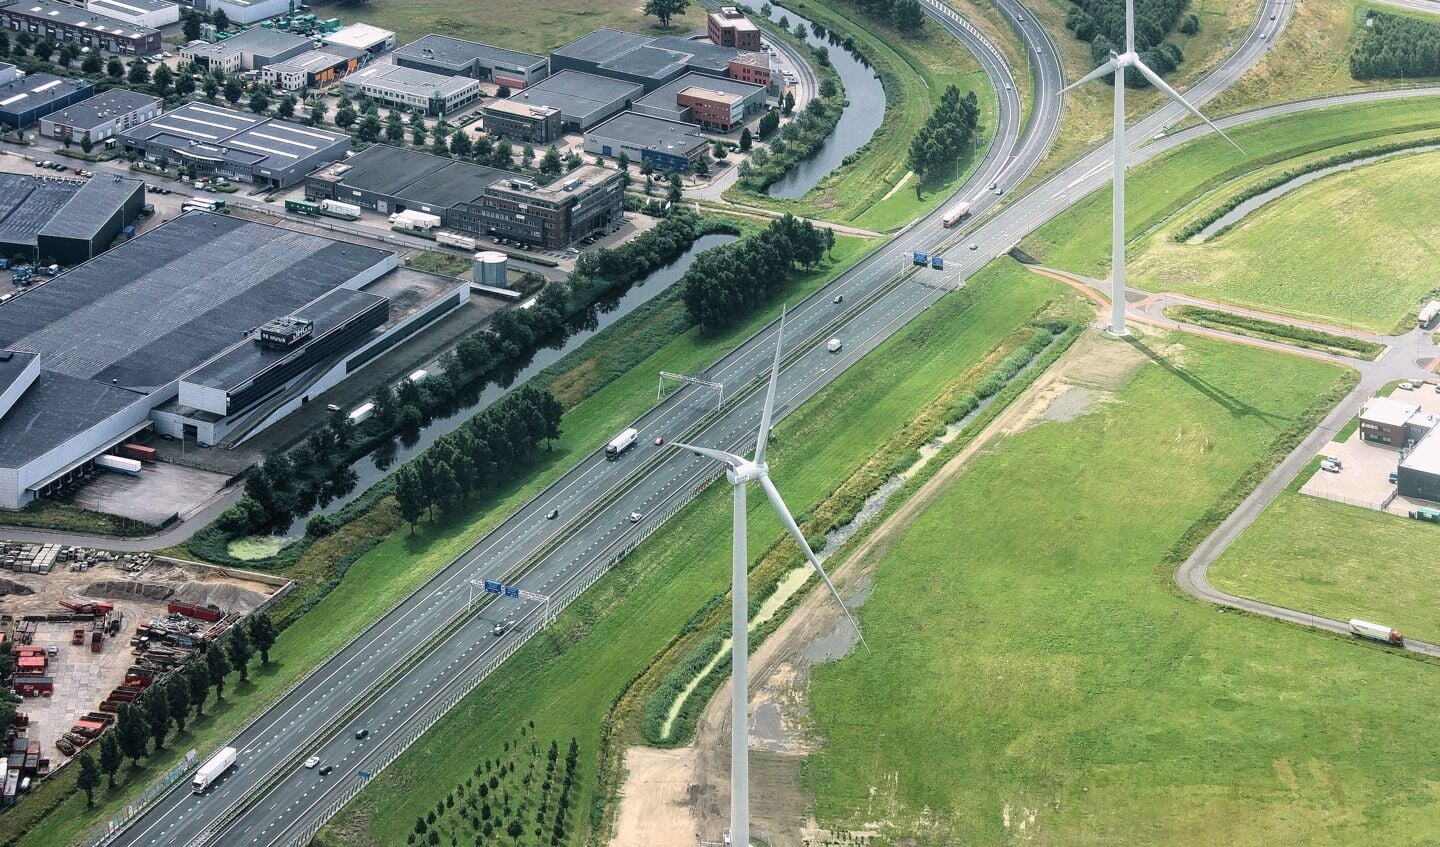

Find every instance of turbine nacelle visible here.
[726,460,767,485]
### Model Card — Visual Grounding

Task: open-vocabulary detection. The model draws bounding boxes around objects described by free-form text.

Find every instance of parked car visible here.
[1399,381,1416,391]
[1325,456,1343,469]
[1320,460,1340,473]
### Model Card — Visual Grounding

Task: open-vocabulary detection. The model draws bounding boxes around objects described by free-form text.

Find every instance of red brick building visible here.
[708,7,762,51]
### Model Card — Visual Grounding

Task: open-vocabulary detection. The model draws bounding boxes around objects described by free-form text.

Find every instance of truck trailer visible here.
[318,199,362,220]
[285,199,320,216]
[1419,300,1440,329]
[941,201,971,227]
[436,231,478,250]
[94,455,141,476]
[192,747,237,793]
[605,427,638,459]
[1349,619,1404,646]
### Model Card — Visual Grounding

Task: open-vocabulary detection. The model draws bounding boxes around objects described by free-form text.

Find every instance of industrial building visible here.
[708,6,761,51]
[1396,426,1440,502]
[0,73,94,129]
[550,28,771,92]
[1358,396,1437,448]
[39,88,162,143]
[338,64,481,116]
[0,62,18,86]
[186,0,289,25]
[502,70,642,133]
[393,34,549,89]
[0,0,161,54]
[119,102,350,188]
[305,144,625,248]
[632,72,766,131]
[481,100,561,145]
[181,27,312,72]
[82,0,178,28]
[0,212,469,508]
[259,46,366,91]
[584,111,708,172]
[321,22,395,57]
[0,173,145,264]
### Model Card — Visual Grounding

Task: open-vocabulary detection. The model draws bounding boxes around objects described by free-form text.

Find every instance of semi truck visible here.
[94,455,141,476]
[941,201,972,227]
[286,199,321,216]
[318,199,362,220]
[605,427,638,459]
[192,747,237,793]
[1349,619,1404,646]
[390,210,442,231]
[436,231,478,250]
[1419,300,1440,329]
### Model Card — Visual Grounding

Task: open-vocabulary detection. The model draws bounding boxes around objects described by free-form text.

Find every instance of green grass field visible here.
[311,0,667,52]
[0,235,872,847]
[1163,306,1385,358]
[316,264,1075,847]
[803,332,1440,845]
[1210,491,1440,644]
[1135,151,1440,333]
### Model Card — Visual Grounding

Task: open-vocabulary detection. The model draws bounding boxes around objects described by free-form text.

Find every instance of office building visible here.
[339,64,481,116]
[502,70,641,133]
[707,7,761,50]
[632,72,765,131]
[181,26,312,72]
[321,22,395,57]
[584,111,708,172]
[259,46,366,91]
[0,0,161,54]
[39,88,161,142]
[0,73,94,129]
[393,34,549,89]
[481,99,562,145]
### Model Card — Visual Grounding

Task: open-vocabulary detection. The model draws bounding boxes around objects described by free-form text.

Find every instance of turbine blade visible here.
[758,474,870,653]
[670,442,745,468]
[754,308,784,465]
[1133,60,1244,153]
[1059,58,1118,96]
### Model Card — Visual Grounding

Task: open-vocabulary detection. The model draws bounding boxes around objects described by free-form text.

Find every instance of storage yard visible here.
[0,544,286,801]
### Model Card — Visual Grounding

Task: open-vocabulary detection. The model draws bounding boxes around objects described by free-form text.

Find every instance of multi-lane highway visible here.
[103,0,1319,843]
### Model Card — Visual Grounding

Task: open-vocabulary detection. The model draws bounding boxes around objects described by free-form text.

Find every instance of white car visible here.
[1399,381,1416,391]
[304,756,321,769]
[1320,460,1340,474]
[628,510,643,523]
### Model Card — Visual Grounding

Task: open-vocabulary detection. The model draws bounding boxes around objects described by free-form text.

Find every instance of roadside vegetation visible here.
[1350,8,1440,79]
[1211,492,1440,644]
[801,331,1440,844]
[1164,306,1385,359]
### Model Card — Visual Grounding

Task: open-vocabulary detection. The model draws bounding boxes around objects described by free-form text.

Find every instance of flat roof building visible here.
[481,99,562,145]
[0,174,80,261]
[119,102,350,188]
[708,7,761,51]
[550,28,770,92]
[0,62,18,86]
[36,174,145,265]
[39,88,161,142]
[503,70,642,133]
[260,46,366,91]
[0,0,161,54]
[0,73,93,129]
[83,0,178,28]
[393,34,549,89]
[305,144,626,249]
[339,64,481,116]
[181,27,313,72]
[633,72,765,131]
[584,111,708,172]
[321,22,395,57]
[1360,396,1430,447]
[188,0,289,25]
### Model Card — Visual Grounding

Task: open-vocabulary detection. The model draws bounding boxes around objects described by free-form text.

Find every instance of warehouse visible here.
[305,144,626,248]
[0,62,18,86]
[1397,429,1440,502]
[0,74,94,129]
[0,212,470,508]
[187,0,289,25]
[338,64,481,116]
[119,102,350,188]
[0,0,161,54]
[0,174,79,262]
[259,46,366,91]
[393,34,549,89]
[83,0,179,28]
[321,22,395,57]
[584,111,708,171]
[503,70,642,133]
[481,99,561,145]
[181,27,312,73]
[632,72,766,131]
[39,88,162,143]
[35,175,145,265]
[550,28,770,92]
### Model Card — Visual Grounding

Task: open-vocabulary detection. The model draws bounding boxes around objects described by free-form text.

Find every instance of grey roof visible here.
[396,34,547,72]
[186,26,311,59]
[650,36,749,72]
[266,47,362,75]
[0,351,38,397]
[507,71,641,122]
[0,0,158,37]
[185,287,387,392]
[552,29,759,83]
[329,145,517,208]
[637,71,764,106]
[0,175,81,247]
[121,103,348,169]
[0,371,143,466]
[588,111,707,154]
[87,0,175,15]
[41,88,160,131]
[0,213,393,393]
[340,64,477,99]
[552,29,655,64]
[0,74,93,117]
[38,176,143,241]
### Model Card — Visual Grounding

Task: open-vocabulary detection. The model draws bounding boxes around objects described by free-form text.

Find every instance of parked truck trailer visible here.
[1419,300,1440,329]
[318,199,362,220]
[93,455,141,476]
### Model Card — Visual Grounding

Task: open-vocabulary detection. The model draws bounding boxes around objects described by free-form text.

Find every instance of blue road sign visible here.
[358,771,372,779]
[504,585,520,598]
[483,579,502,594]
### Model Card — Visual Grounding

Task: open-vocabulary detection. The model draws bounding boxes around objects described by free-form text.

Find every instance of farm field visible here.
[315,264,1075,847]
[803,331,1440,845]
[1210,491,1440,644]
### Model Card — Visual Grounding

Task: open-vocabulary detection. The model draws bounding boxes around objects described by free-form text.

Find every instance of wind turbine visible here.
[672,314,865,847]
[1062,0,1242,336]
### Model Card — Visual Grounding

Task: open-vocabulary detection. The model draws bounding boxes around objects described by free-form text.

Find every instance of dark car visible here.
[545,508,560,520]
[318,765,333,776]
[491,622,509,637]
[354,728,369,740]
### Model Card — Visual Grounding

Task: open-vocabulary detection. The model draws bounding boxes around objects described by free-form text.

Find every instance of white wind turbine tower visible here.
[672,313,866,847]
[1063,0,1242,336]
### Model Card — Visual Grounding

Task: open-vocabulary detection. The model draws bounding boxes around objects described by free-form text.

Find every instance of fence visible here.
[80,750,197,847]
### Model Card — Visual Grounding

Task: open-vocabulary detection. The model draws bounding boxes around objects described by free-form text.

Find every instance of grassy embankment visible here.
[0,233,872,847]
[1021,96,1440,332]
[316,264,1077,847]
[1211,491,1440,644]
[805,331,1440,845]
[1163,306,1385,359]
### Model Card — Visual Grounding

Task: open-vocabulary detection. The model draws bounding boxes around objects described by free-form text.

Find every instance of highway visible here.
[101,0,1338,843]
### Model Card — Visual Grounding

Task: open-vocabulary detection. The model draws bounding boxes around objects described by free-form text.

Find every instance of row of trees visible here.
[1350,11,1440,80]
[75,615,277,804]
[736,82,846,192]
[836,0,926,35]
[682,214,836,332]
[906,84,980,189]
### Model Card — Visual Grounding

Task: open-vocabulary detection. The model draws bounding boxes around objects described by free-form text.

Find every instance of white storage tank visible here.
[473,251,508,287]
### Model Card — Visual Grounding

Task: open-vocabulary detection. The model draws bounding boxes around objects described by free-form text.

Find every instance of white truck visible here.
[941,201,972,228]
[1419,300,1440,329]
[94,455,141,476]
[1349,619,1404,646]
[605,427,638,459]
[827,338,843,353]
[192,747,237,793]
[436,231,477,250]
[406,369,428,384]
[347,402,374,425]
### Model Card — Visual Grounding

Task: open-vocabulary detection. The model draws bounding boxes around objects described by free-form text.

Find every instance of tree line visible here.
[906,85,980,189]
[682,214,836,332]
[1065,0,1195,86]
[1350,11,1440,80]
[832,0,925,34]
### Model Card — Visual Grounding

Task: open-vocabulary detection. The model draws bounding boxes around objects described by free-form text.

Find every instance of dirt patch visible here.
[611,746,703,847]
[0,578,33,595]
[82,581,173,602]
[1043,384,1099,423]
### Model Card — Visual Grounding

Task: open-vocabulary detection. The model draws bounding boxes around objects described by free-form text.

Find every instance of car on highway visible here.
[304,756,321,769]
[969,243,979,250]
[654,436,665,446]
[318,765,333,776]
[353,728,369,740]
[832,294,844,304]
[491,622,509,637]
[628,510,643,523]
[545,508,560,520]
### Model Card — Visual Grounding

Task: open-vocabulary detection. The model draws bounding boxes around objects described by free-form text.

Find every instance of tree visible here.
[32,39,54,62]
[174,71,195,96]
[793,21,808,40]
[757,108,779,138]
[210,8,229,29]
[80,131,93,154]
[207,639,232,700]
[248,85,271,114]
[0,32,9,58]
[77,751,99,805]
[106,56,124,79]
[893,0,924,33]
[81,51,102,74]
[819,77,838,98]
[152,63,173,96]
[1178,13,1199,35]
[433,460,463,513]
[99,731,122,788]
[167,678,191,734]
[203,75,219,101]
[539,145,562,176]
[386,110,404,143]
[694,154,709,176]
[449,128,472,157]
[308,96,328,126]
[739,127,753,151]
[145,688,170,751]
[356,112,381,142]
[395,463,426,533]
[782,90,795,116]
[183,9,202,41]
[117,705,149,766]
[410,122,427,146]
[227,625,253,682]
[59,43,79,67]
[249,613,278,665]
[667,171,683,205]
[496,84,512,98]
[127,58,150,86]
[335,103,357,128]
[642,0,688,28]
[188,662,210,716]
[277,95,296,120]
[224,77,244,105]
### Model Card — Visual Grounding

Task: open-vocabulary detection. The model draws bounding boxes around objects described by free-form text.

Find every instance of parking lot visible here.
[1301,381,1440,513]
